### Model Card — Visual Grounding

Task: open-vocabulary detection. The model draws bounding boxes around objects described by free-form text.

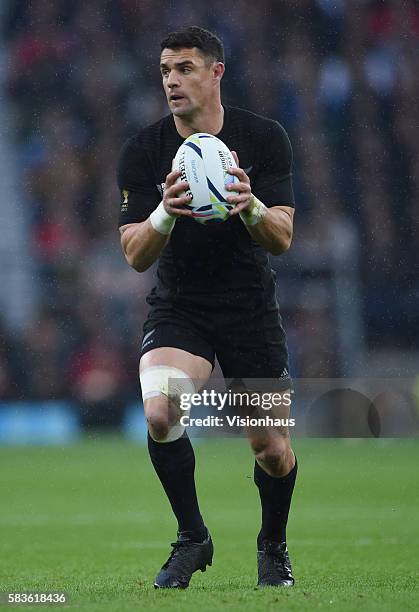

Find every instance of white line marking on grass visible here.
[290,537,400,546]
[108,541,167,549]
[0,511,152,527]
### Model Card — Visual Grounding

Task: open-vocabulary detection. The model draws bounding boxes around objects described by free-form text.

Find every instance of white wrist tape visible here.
[239,195,267,226]
[149,201,176,235]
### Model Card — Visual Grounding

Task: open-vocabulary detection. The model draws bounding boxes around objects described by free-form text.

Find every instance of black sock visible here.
[147,432,206,542]
[254,456,298,548]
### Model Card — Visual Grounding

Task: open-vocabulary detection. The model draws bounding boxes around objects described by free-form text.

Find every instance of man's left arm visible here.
[227,162,294,255]
[227,122,295,255]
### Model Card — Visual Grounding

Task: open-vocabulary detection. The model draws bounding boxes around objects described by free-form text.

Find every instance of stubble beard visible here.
[170,97,199,120]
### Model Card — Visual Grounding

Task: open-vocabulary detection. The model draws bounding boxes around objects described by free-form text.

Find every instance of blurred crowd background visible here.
[1,0,418,423]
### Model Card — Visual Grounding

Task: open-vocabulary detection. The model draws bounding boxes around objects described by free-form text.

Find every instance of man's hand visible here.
[163,169,193,217]
[226,151,253,216]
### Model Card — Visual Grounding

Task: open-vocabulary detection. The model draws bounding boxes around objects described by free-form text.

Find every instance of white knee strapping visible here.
[140,366,196,442]
[140,366,196,400]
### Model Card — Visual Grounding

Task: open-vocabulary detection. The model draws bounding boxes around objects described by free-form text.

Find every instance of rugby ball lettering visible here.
[173,133,239,224]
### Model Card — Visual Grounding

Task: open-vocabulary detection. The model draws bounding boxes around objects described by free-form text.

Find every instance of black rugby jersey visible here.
[117,105,294,304]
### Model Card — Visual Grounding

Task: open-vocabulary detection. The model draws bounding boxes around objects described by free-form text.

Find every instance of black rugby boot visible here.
[257,540,295,587]
[154,529,213,589]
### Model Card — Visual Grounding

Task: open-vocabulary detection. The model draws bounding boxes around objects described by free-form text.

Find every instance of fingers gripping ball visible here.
[173,133,239,224]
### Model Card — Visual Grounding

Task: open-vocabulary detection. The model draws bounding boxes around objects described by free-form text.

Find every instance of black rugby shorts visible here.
[139,296,291,385]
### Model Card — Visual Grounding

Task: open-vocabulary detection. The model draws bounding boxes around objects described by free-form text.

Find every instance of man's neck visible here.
[174,103,224,138]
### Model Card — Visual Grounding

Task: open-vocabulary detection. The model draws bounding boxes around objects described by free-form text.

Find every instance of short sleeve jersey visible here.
[117,105,294,305]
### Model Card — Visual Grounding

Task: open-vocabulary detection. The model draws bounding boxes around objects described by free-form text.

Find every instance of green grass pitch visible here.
[0,436,418,611]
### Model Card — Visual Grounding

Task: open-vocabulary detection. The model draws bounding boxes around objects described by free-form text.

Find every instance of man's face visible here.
[160,47,219,117]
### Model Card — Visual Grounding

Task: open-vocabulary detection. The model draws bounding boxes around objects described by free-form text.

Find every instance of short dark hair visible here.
[160,26,225,64]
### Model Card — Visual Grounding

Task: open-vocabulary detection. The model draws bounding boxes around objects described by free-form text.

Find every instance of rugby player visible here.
[117,26,298,589]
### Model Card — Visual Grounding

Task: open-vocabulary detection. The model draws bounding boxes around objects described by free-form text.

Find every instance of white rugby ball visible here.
[173,133,239,224]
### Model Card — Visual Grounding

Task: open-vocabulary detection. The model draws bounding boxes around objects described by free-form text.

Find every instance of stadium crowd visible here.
[1,0,418,410]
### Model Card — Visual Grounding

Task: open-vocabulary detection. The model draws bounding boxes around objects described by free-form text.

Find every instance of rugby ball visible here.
[173,133,239,224]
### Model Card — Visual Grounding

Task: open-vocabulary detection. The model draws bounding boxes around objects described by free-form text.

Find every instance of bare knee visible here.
[251,437,294,477]
[145,396,173,441]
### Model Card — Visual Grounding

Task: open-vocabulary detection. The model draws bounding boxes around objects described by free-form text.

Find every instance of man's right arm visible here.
[119,169,192,273]
[119,220,169,272]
